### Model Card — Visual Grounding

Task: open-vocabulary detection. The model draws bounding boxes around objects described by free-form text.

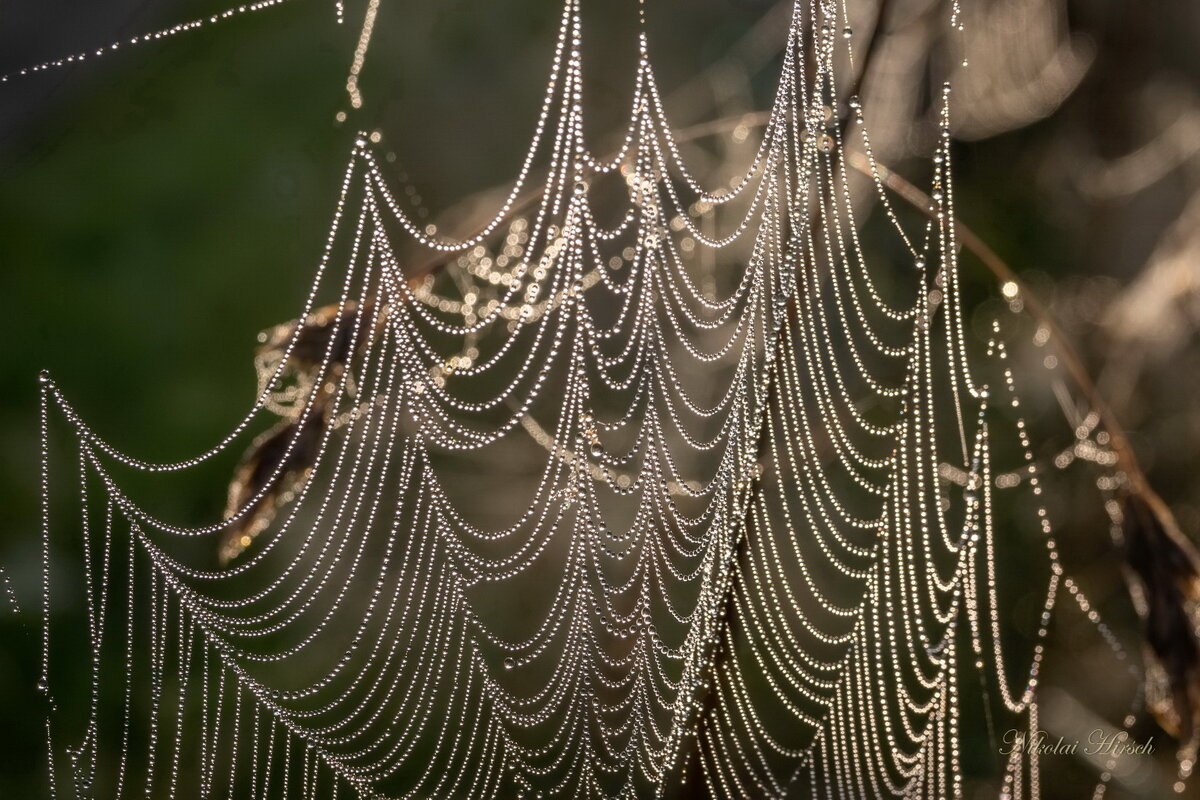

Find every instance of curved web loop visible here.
[34,0,1161,798]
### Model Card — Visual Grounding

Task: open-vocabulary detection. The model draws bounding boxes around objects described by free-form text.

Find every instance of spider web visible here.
[30,0,1167,798]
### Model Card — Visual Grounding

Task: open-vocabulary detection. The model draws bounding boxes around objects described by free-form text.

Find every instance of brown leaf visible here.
[1121,488,1200,757]
[222,299,380,563]
[220,387,332,563]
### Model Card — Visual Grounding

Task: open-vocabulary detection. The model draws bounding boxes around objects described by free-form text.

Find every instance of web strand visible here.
[32,1,1168,798]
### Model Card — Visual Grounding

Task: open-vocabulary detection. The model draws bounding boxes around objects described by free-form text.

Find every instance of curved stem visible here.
[843,151,1153,497]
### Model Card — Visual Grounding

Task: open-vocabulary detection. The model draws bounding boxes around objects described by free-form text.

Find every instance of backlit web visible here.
[27,0,1179,797]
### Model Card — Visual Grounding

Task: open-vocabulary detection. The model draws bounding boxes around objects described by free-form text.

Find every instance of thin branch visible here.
[844,150,1150,499]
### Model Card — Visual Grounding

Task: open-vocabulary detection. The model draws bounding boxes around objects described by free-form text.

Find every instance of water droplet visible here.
[818,134,834,153]
[37,370,51,384]
[842,26,852,39]
[503,657,515,670]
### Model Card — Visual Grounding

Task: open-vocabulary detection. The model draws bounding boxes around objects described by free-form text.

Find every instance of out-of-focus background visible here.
[1,1,1199,797]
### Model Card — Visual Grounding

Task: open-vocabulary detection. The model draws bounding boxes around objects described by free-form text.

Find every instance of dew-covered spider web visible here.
[29,0,1195,798]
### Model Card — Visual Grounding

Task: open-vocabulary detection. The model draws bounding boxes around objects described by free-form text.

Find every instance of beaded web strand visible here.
[27,0,1187,797]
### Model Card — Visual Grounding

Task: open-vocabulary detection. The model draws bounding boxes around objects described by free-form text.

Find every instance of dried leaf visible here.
[222,300,379,562]
[1121,488,1200,757]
